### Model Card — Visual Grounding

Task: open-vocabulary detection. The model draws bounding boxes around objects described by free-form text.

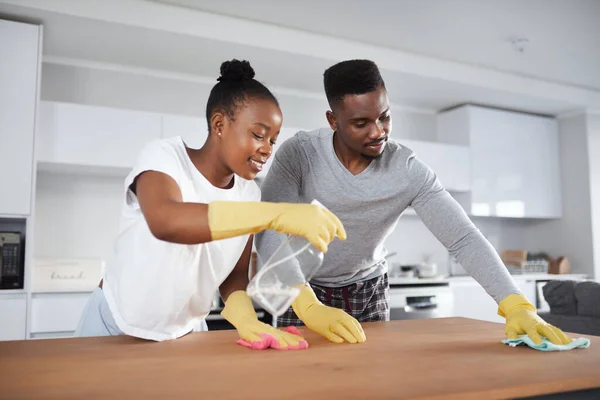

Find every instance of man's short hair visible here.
[323,59,386,108]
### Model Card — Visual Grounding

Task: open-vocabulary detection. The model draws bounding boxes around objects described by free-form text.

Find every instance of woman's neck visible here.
[189,140,235,189]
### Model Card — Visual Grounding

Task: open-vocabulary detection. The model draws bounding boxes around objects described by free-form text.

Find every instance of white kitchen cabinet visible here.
[37,101,162,169]
[0,20,41,215]
[30,292,92,338]
[35,101,56,163]
[400,139,471,192]
[161,115,208,149]
[515,279,537,306]
[451,280,504,323]
[437,105,561,218]
[36,102,305,177]
[0,293,27,341]
[450,277,536,323]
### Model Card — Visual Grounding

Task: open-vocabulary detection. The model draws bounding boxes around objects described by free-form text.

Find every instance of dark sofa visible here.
[538,280,600,336]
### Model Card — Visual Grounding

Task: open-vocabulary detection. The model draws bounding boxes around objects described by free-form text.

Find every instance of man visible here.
[255,59,571,346]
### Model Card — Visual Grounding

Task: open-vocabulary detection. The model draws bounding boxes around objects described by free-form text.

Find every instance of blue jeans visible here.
[74,287,123,337]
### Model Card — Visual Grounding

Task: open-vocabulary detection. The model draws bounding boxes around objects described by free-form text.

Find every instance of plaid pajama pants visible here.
[277,273,390,327]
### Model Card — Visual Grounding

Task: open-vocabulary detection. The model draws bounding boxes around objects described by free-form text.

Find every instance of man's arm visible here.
[219,236,253,301]
[408,155,521,303]
[408,154,573,345]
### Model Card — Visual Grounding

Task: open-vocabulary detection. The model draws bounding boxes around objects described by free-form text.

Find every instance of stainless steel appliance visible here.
[389,281,454,320]
[0,231,25,290]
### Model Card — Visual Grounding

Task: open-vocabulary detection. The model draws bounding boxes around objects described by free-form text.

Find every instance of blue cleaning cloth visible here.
[502,335,591,352]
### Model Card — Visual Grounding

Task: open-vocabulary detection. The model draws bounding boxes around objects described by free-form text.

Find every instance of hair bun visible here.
[218,59,255,82]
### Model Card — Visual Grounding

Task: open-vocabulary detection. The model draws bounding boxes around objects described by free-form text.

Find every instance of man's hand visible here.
[499,294,572,345]
[292,285,366,344]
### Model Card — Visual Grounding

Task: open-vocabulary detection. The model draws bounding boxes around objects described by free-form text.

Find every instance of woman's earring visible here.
[218,132,222,137]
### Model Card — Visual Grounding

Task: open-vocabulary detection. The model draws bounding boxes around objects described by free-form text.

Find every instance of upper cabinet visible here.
[0,20,42,216]
[437,105,561,219]
[37,101,162,170]
[37,102,307,176]
[37,102,217,172]
[400,139,470,193]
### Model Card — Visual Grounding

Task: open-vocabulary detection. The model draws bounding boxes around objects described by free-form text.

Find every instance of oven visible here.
[388,282,454,320]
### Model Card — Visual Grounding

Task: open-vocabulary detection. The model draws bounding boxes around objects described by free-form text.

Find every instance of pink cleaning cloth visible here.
[237,326,308,350]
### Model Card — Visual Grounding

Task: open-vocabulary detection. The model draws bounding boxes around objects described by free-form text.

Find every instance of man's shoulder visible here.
[277,127,331,156]
[384,138,417,161]
[286,127,332,145]
[382,139,433,181]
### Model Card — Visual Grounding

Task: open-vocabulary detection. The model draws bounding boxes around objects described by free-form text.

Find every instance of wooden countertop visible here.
[1,317,598,399]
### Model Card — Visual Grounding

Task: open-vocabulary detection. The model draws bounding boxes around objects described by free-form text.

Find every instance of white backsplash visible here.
[34,171,123,267]
[384,215,532,275]
[35,169,534,277]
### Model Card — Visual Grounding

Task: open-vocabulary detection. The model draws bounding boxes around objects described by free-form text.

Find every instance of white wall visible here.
[34,171,123,267]
[587,114,600,279]
[518,114,595,277]
[384,214,530,275]
[36,62,529,274]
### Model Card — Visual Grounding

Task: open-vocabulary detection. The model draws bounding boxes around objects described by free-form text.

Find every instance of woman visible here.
[74,60,346,350]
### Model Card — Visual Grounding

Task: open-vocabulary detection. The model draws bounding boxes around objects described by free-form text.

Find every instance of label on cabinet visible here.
[32,258,104,292]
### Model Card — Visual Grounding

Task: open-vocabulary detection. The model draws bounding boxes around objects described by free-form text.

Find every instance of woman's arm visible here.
[134,168,345,251]
[219,236,253,302]
[135,170,212,244]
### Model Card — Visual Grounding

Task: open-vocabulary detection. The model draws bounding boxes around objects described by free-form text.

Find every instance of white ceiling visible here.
[36,9,583,115]
[154,0,600,91]
[0,0,596,115]
[0,5,334,93]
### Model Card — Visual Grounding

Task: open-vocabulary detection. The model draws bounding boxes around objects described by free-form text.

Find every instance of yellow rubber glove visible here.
[208,201,346,253]
[292,285,367,344]
[221,291,308,350]
[498,294,573,345]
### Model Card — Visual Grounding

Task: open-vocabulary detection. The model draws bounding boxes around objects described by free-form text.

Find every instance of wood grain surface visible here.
[0,317,598,399]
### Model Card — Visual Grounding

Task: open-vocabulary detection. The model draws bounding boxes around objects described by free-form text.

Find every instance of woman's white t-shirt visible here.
[102,136,260,341]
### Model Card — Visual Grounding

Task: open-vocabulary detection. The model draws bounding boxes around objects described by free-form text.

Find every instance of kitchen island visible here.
[0,318,598,399]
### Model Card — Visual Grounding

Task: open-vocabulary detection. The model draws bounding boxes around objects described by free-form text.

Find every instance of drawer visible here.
[30,292,91,333]
[0,293,27,341]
